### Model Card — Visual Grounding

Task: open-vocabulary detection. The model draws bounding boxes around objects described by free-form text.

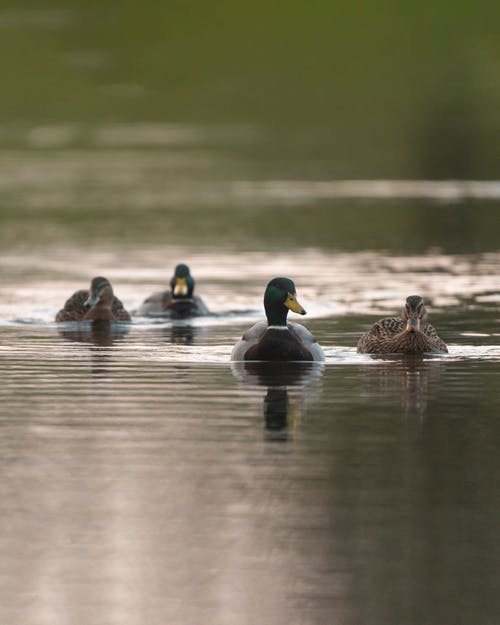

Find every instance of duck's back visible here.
[55,290,130,322]
[138,291,208,317]
[245,327,312,361]
[357,316,404,351]
[421,322,447,352]
[107,298,131,321]
[55,290,89,322]
[231,320,267,361]
[137,290,172,315]
[288,322,325,361]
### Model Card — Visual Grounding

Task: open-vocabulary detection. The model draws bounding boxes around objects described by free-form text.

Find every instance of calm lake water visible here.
[1,238,499,625]
[0,5,499,621]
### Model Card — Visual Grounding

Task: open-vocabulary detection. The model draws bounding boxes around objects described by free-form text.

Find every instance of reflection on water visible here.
[359,356,445,419]
[57,319,131,347]
[263,387,288,433]
[232,361,324,440]
[57,320,132,376]
[233,360,324,387]
[1,328,498,625]
[167,324,196,345]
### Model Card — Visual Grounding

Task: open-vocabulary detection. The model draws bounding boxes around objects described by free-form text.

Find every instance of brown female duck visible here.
[357,295,447,354]
[55,276,131,322]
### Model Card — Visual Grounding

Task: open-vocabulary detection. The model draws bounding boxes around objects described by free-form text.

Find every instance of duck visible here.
[55,276,131,322]
[231,277,324,362]
[137,263,209,318]
[357,295,448,354]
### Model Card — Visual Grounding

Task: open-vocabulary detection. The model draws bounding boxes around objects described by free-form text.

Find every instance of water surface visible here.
[1,3,499,621]
[1,242,499,625]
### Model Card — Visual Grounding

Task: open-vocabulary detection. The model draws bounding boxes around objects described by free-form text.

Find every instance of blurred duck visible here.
[55,276,131,322]
[357,295,447,354]
[231,277,324,362]
[138,263,209,318]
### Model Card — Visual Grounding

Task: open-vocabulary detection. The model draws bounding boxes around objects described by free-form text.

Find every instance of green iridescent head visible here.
[264,277,306,326]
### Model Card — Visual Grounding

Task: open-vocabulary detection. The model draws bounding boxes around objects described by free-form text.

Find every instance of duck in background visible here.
[55,276,131,322]
[231,277,324,362]
[137,263,209,318]
[356,295,448,354]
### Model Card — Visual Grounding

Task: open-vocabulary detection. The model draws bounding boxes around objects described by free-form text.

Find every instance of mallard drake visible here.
[357,295,448,354]
[231,277,324,362]
[138,263,209,318]
[55,276,131,322]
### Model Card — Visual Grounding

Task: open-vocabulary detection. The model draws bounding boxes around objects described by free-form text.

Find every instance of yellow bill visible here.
[174,277,188,296]
[284,292,306,315]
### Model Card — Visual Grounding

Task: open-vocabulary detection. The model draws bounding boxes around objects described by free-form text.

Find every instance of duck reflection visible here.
[263,387,289,432]
[57,320,130,377]
[57,319,130,347]
[164,323,196,345]
[231,361,324,438]
[360,355,445,419]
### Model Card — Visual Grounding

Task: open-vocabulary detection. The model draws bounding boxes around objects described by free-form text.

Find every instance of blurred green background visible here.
[2,0,499,178]
[0,1,498,251]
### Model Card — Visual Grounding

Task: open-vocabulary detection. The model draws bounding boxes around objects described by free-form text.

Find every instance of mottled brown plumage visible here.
[357,295,447,354]
[55,277,131,322]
